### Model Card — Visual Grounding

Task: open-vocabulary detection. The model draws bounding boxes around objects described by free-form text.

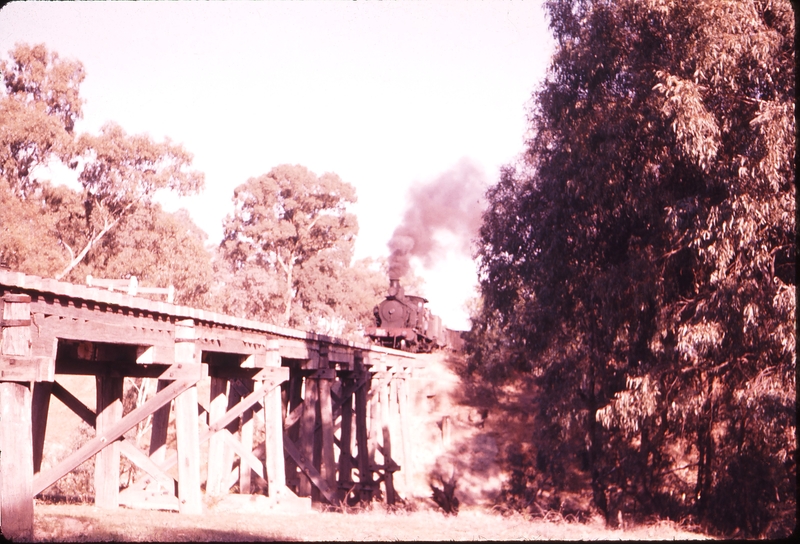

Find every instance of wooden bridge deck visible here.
[0,270,421,541]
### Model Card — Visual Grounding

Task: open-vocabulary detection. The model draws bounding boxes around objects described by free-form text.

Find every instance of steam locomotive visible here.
[366,279,447,352]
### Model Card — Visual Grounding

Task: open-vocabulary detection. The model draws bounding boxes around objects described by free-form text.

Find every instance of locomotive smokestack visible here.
[387,278,401,298]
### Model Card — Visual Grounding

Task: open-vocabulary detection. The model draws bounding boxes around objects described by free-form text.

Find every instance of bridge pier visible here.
[206,375,230,496]
[263,341,287,497]
[94,375,124,509]
[1,293,42,542]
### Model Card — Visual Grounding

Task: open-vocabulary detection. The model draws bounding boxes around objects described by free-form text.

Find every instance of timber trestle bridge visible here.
[0,270,421,541]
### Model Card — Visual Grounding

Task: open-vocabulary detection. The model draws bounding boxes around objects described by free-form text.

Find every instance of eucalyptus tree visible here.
[0,43,84,274]
[471,0,794,536]
[55,122,205,280]
[0,42,84,197]
[0,43,206,283]
[221,164,358,328]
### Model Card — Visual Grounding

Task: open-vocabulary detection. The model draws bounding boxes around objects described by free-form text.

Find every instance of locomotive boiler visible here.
[366,278,445,352]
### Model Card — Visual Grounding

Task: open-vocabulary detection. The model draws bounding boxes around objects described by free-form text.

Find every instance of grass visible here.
[32,501,712,542]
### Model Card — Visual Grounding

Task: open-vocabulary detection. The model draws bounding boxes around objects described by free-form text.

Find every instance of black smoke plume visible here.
[388,159,486,280]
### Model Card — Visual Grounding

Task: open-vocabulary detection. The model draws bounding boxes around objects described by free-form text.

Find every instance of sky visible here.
[0,1,554,330]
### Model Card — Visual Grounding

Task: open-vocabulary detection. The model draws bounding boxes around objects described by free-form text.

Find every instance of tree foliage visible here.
[469,0,794,537]
[0,43,212,304]
[0,181,66,275]
[56,122,205,280]
[78,205,214,308]
[220,164,359,328]
[0,43,84,197]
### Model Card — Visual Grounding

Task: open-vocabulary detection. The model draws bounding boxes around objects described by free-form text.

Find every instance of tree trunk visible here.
[283,255,294,326]
[694,374,715,517]
[585,351,609,522]
[275,250,297,327]
[56,210,127,281]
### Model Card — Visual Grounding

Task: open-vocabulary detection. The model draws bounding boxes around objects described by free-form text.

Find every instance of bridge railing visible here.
[85,274,175,303]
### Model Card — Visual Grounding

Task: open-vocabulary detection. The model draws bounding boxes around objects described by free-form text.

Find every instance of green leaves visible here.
[1,42,84,132]
[0,42,382,339]
[75,122,204,234]
[0,43,84,197]
[654,73,720,171]
[0,43,211,295]
[48,122,206,281]
[221,164,358,327]
[470,0,795,535]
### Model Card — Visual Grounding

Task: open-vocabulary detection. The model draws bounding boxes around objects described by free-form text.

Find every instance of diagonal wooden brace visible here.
[284,402,305,429]
[33,378,195,495]
[51,381,96,429]
[49,380,179,495]
[159,375,287,472]
[118,440,177,495]
[203,377,285,438]
[332,371,371,412]
[282,431,339,505]
[218,429,265,480]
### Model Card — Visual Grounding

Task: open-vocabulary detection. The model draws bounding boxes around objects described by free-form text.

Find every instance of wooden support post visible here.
[354,353,372,503]
[284,368,303,492]
[0,293,35,541]
[148,379,171,464]
[298,376,318,498]
[317,345,336,503]
[31,381,54,474]
[317,378,335,501]
[94,375,124,509]
[175,405,202,509]
[337,375,354,503]
[397,375,411,490]
[173,319,202,514]
[368,371,382,470]
[348,396,357,478]
[0,381,34,540]
[389,376,400,472]
[206,376,229,496]
[263,341,286,497]
[222,382,242,491]
[379,373,396,505]
[239,380,254,494]
[312,385,323,503]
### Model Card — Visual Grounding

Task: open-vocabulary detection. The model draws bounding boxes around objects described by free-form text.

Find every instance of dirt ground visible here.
[19,352,713,541]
